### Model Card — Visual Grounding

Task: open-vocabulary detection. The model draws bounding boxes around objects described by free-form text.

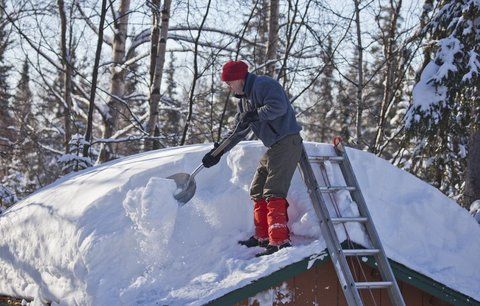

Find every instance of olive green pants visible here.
[250,134,303,200]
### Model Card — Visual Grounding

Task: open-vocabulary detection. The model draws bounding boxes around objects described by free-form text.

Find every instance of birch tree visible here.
[57,0,74,153]
[146,0,172,151]
[265,0,279,76]
[353,0,365,145]
[97,0,131,162]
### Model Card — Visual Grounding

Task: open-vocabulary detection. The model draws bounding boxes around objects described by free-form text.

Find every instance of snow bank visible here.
[0,142,479,305]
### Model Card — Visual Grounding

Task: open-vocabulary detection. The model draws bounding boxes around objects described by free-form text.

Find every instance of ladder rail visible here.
[334,143,406,306]
[298,142,406,306]
[298,147,365,306]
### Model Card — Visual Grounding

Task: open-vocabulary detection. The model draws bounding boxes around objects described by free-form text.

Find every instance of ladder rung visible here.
[343,249,379,256]
[318,186,356,192]
[331,217,368,223]
[309,156,345,162]
[355,281,393,289]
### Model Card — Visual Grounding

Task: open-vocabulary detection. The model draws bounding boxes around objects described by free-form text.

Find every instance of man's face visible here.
[225,79,244,95]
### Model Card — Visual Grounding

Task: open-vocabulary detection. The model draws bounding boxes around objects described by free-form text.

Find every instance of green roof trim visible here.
[206,250,330,306]
[207,242,480,306]
[349,242,480,306]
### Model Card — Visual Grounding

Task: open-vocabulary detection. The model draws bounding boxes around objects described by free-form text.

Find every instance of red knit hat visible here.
[221,61,248,81]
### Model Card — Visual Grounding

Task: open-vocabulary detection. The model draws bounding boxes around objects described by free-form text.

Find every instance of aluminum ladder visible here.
[297,137,406,306]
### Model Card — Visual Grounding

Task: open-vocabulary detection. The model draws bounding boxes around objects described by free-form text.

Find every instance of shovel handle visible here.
[190,132,234,182]
[188,137,231,183]
[210,120,244,158]
[211,137,232,157]
[190,163,205,179]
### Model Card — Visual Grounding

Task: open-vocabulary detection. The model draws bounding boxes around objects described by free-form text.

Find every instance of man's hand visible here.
[202,142,224,168]
[238,109,259,129]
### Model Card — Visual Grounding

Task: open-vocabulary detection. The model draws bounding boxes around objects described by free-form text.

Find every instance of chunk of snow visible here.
[470,200,480,224]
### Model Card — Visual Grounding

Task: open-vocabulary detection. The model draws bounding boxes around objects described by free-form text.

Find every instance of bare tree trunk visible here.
[373,0,402,154]
[83,0,108,158]
[278,0,299,84]
[353,0,364,145]
[265,0,279,77]
[146,0,172,151]
[98,0,131,162]
[57,0,73,153]
[149,0,161,96]
[252,0,268,70]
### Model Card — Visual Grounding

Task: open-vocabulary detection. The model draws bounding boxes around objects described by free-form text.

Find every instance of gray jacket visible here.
[224,73,302,151]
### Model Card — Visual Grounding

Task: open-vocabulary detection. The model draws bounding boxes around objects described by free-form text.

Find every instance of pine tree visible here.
[0,184,17,210]
[58,134,93,173]
[14,60,33,137]
[0,0,14,207]
[335,79,356,143]
[301,36,335,142]
[7,59,39,198]
[405,0,480,205]
[367,2,409,159]
[243,0,269,70]
[39,38,87,154]
[0,7,9,113]
[159,52,182,146]
[0,0,12,151]
[121,46,146,156]
[333,48,366,146]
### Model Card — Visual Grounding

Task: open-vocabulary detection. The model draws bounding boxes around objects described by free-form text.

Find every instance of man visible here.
[202,60,303,257]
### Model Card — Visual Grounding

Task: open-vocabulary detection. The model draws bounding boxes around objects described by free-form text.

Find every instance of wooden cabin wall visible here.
[236,259,452,306]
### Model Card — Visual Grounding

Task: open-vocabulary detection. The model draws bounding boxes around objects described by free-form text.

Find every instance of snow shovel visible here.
[168,133,236,205]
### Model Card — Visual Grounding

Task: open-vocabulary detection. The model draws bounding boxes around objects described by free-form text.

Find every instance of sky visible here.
[3,0,424,95]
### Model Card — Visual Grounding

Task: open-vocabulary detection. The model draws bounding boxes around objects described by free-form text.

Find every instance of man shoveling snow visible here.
[202,60,303,257]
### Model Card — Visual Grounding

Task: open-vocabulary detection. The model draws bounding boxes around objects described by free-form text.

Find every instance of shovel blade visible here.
[167,172,197,205]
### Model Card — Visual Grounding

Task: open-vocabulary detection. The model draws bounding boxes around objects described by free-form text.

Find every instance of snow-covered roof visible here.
[0,142,479,305]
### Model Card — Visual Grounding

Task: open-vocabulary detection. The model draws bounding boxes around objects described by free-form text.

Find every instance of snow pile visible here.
[470,200,480,224]
[248,282,292,305]
[0,142,479,305]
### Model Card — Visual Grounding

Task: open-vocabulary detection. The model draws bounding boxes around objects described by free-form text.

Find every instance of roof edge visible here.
[206,243,480,306]
[206,250,329,305]
[351,242,479,306]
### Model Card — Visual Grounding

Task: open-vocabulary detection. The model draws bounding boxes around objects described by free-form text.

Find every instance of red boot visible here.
[267,197,290,246]
[253,198,268,242]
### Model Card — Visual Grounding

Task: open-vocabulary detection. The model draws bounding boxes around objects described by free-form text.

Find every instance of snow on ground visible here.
[0,141,479,305]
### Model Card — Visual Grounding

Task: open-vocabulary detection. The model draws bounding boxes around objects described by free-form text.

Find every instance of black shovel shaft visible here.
[183,132,235,188]
[211,137,232,157]
[211,120,244,157]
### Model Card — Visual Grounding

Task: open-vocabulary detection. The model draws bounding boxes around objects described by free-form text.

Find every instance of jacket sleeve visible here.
[220,100,250,152]
[222,125,250,152]
[256,81,288,121]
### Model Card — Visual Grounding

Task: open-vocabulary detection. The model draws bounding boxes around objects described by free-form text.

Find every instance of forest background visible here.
[0,0,478,212]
